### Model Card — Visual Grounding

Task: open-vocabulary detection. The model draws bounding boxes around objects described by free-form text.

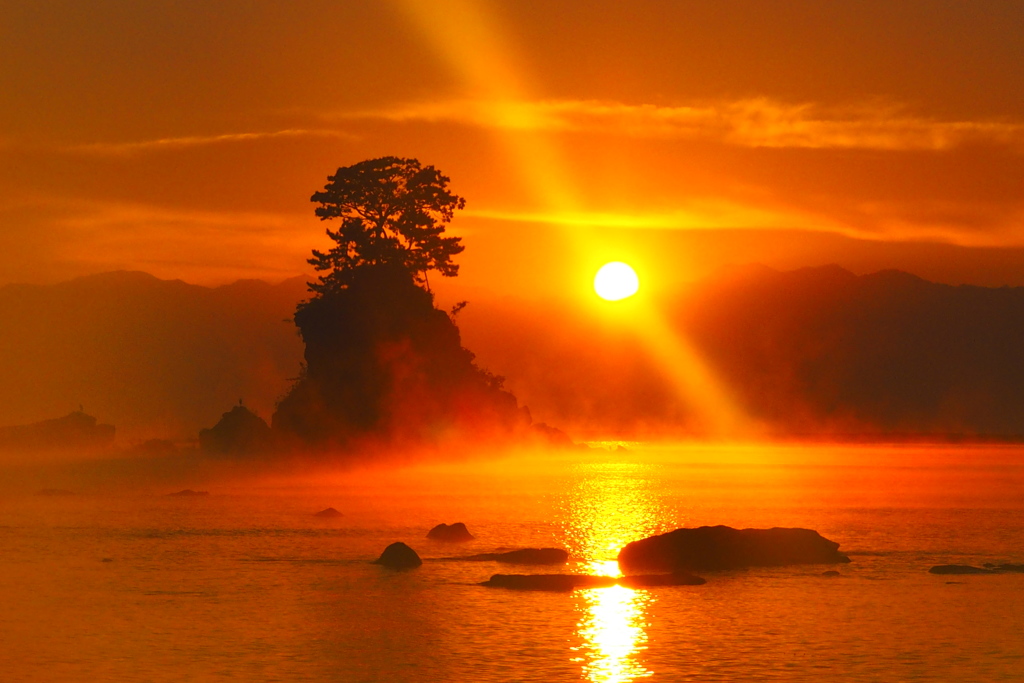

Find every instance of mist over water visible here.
[2,442,1023,682]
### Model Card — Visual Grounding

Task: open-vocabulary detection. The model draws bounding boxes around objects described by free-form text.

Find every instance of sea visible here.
[1,442,1023,682]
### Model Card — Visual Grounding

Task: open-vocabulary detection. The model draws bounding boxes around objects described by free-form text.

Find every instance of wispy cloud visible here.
[346,98,1024,152]
[68,128,358,156]
[462,201,862,239]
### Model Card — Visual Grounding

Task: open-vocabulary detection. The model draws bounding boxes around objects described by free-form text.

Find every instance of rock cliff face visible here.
[272,264,526,447]
[618,525,851,573]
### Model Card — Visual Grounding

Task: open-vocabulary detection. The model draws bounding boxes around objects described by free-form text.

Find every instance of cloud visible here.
[347,97,1024,152]
[68,128,358,156]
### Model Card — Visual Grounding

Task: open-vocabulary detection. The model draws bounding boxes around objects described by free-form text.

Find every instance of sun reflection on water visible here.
[561,461,674,682]
[573,586,655,682]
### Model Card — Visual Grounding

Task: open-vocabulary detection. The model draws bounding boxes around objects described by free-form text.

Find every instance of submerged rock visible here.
[427,522,474,542]
[618,525,851,573]
[373,542,422,569]
[314,507,343,518]
[167,489,209,497]
[821,570,842,577]
[929,565,992,575]
[482,574,616,591]
[482,571,706,591]
[618,572,706,587]
[465,548,569,565]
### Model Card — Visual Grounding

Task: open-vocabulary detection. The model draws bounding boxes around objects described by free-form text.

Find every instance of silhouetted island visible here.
[0,411,114,453]
[199,405,273,457]
[427,522,474,542]
[618,526,851,573]
[199,157,575,455]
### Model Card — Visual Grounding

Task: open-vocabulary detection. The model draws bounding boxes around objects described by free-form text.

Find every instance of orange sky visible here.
[2,0,1024,298]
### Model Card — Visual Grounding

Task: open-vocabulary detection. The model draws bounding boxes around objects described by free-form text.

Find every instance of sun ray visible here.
[394,0,752,439]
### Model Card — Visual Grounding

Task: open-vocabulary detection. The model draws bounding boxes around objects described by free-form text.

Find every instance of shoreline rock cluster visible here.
[373,524,856,591]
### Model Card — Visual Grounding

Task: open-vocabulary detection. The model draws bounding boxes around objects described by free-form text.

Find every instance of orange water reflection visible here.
[573,585,655,682]
[561,461,673,682]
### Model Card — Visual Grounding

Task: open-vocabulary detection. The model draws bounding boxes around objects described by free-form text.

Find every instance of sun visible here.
[594,262,640,301]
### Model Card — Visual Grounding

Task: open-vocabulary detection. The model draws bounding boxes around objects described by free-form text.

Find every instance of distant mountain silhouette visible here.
[459,264,1024,439]
[6,265,1024,444]
[0,271,305,440]
[0,411,114,452]
[681,264,1024,437]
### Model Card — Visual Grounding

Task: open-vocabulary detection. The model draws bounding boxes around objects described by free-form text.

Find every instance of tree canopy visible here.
[308,157,466,294]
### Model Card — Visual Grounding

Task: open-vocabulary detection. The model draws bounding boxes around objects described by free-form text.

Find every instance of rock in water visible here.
[315,507,343,518]
[373,542,422,569]
[482,574,617,591]
[618,525,851,572]
[427,522,474,542]
[465,548,569,565]
[167,489,209,497]
[481,572,706,591]
[929,564,992,575]
[618,572,706,587]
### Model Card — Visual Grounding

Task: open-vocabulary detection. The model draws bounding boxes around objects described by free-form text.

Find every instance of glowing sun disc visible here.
[594,262,640,301]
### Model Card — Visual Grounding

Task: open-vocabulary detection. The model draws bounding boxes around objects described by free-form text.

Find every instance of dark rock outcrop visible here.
[199,405,273,456]
[314,507,343,518]
[481,571,706,591]
[373,542,422,569]
[464,548,569,565]
[618,526,851,573]
[427,522,474,542]
[272,264,526,447]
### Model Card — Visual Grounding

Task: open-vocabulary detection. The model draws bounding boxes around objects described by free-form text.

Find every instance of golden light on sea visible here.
[561,460,672,681]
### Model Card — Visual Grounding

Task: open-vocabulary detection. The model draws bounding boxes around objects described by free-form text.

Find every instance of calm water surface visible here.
[1,443,1023,682]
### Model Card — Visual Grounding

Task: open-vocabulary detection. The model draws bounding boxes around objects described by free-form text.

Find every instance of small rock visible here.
[101,558,113,563]
[314,507,343,518]
[427,522,474,542]
[821,570,842,577]
[373,542,422,569]
[167,489,208,497]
